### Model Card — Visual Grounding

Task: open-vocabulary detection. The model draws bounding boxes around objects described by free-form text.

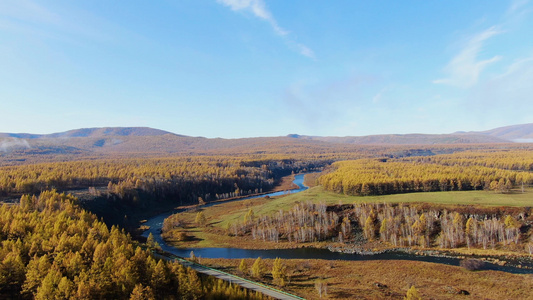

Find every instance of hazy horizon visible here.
[2,122,531,141]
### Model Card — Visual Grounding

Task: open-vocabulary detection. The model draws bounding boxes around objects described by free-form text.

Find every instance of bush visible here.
[460,258,485,271]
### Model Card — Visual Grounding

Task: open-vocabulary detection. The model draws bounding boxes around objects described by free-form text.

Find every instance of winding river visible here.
[143,174,533,274]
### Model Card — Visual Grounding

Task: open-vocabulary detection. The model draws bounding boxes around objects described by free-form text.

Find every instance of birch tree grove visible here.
[230,202,341,243]
[356,203,525,249]
[230,201,531,252]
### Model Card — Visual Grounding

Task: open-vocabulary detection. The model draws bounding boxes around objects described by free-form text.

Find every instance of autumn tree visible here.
[271,257,288,286]
[251,257,266,279]
[146,232,160,250]
[195,211,207,227]
[405,285,422,300]
[238,259,248,275]
[130,284,155,300]
[315,279,328,298]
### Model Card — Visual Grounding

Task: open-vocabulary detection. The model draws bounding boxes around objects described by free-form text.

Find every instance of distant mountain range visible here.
[0,124,532,161]
[287,123,533,144]
[476,123,533,142]
[0,127,176,139]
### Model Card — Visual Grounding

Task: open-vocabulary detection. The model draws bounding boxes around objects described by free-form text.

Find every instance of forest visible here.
[320,150,533,196]
[0,190,269,299]
[0,155,329,206]
[2,143,533,299]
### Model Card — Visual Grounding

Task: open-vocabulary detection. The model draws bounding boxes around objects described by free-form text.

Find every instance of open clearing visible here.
[201,257,533,300]
[165,179,533,251]
[215,185,533,230]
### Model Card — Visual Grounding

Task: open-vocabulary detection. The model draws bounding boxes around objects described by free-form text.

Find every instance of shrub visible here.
[460,258,485,271]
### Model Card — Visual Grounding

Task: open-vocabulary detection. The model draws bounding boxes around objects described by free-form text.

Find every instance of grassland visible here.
[201,257,533,300]
[215,185,533,231]
[164,173,533,252]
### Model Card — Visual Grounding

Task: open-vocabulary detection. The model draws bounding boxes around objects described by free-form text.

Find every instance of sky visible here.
[1,0,532,138]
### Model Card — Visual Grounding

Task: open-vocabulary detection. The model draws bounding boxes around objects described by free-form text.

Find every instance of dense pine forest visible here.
[0,190,269,299]
[320,150,533,196]
[0,155,339,200]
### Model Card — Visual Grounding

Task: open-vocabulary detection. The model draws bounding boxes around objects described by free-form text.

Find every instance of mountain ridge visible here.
[0,127,178,139]
[1,123,532,163]
[476,123,533,142]
[3,123,533,141]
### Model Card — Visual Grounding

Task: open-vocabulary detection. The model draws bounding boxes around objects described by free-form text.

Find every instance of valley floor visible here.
[200,257,533,300]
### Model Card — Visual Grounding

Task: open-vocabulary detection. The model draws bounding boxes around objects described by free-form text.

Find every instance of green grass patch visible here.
[180,186,533,246]
[220,186,533,226]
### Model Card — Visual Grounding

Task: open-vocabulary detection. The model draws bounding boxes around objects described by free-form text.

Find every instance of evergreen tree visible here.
[129,284,155,300]
[251,257,266,279]
[271,257,287,286]
[405,285,422,300]
[238,259,248,275]
[195,212,207,227]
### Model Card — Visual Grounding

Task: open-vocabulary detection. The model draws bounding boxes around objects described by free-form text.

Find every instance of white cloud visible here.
[0,0,60,25]
[496,55,533,78]
[507,0,530,16]
[434,0,533,89]
[433,26,502,88]
[289,42,315,59]
[217,0,288,35]
[372,87,389,103]
[217,0,314,58]
[464,53,533,128]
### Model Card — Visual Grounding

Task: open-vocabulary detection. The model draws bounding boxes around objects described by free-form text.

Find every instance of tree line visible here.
[0,156,328,206]
[320,150,533,196]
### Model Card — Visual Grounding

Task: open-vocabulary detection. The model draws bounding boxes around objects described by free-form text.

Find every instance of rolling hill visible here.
[475,123,533,142]
[0,124,531,165]
[288,132,508,145]
[0,127,176,139]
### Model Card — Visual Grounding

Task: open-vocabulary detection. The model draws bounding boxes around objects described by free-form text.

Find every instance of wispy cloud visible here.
[372,87,389,103]
[217,0,287,35]
[0,0,60,25]
[467,52,533,125]
[282,76,375,132]
[433,26,502,88]
[434,0,532,89]
[507,0,530,16]
[216,0,315,58]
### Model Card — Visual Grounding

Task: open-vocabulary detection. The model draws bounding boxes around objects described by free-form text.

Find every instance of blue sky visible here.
[1,0,532,138]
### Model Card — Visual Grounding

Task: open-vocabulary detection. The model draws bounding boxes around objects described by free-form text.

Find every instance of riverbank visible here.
[158,174,533,273]
[326,244,533,271]
[199,257,533,300]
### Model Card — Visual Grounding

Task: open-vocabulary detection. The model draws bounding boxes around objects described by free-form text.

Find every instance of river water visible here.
[142,174,533,274]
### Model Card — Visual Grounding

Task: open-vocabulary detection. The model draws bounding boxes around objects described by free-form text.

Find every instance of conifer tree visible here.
[195,212,207,227]
[251,257,266,279]
[129,284,155,300]
[271,257,287,286]
[238,259,248,275]
[405,285,422,300]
